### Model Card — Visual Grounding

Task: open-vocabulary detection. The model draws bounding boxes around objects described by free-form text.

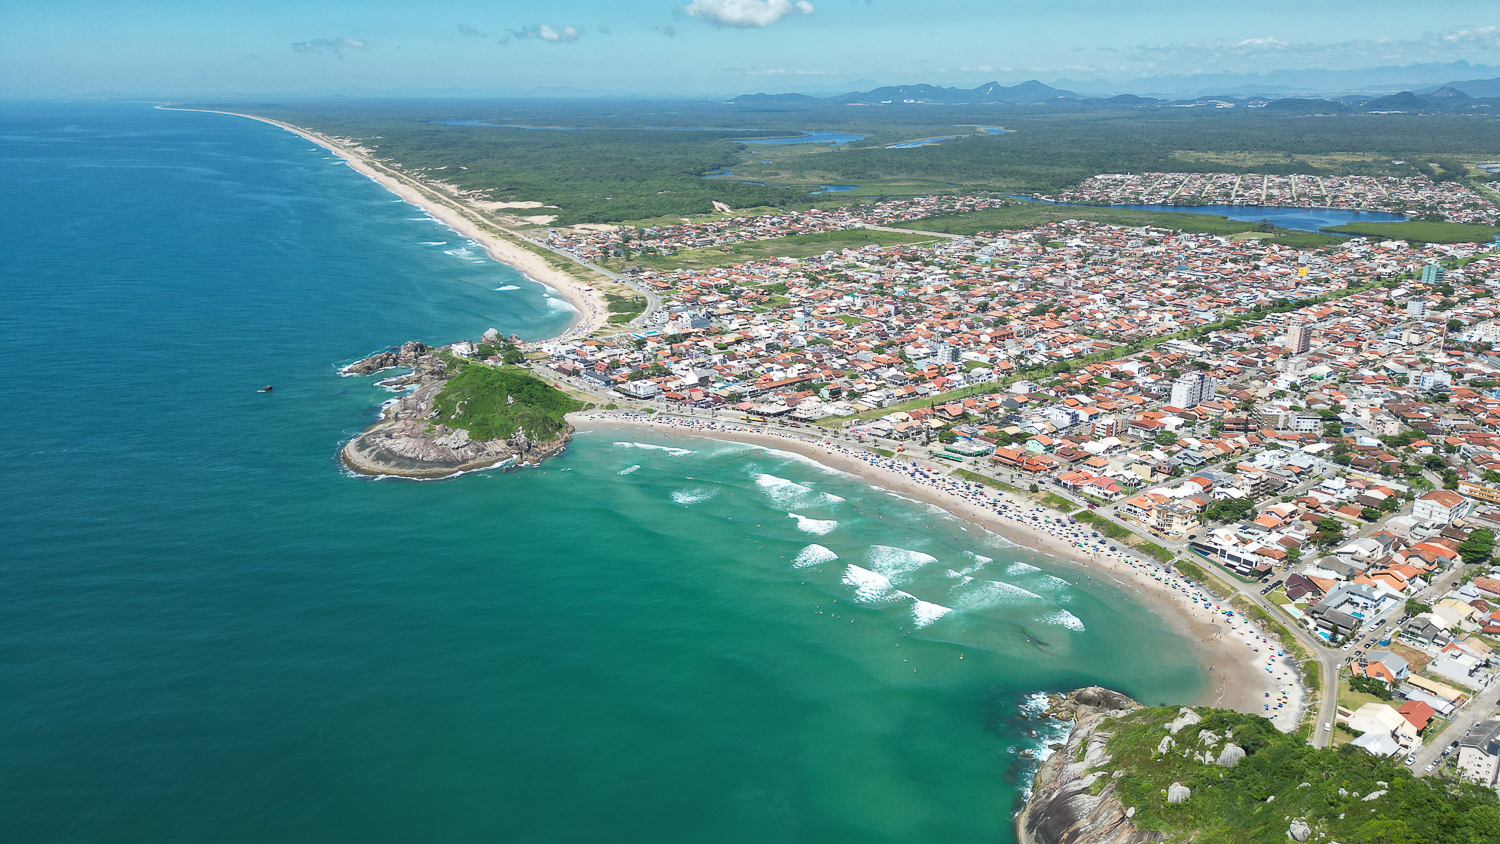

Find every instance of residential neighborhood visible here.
[510,195,1500,792]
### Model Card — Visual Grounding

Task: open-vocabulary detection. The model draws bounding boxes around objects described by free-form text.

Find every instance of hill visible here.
[1019,689,1500,844]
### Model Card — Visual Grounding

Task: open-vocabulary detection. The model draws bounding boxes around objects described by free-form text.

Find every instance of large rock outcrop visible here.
[342,341,437,376]
[1016,688,1167,844]
[339,340,572,479]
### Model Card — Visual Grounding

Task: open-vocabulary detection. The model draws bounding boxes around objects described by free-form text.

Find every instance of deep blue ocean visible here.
[1,103,1204,843]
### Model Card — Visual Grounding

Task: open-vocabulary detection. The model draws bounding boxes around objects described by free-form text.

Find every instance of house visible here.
[1456,720,1500,787]
[1397,700,1436,734]
[1344,702,1420,752]
[1351,650,1410,685]
[1401,613,1453,649]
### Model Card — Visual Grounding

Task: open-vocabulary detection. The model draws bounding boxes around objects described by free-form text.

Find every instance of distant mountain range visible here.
[730,77,1500,114]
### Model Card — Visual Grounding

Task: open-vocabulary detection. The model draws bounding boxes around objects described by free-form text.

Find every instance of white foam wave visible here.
[950,579,1045,611]
[419,241,447,246]
[753,473,843,509]
[672,488,717,505]
[965,551,994,564]
[910,599,953,628]
[864,545,939,583]
[793,544,838,568]
[546,296,580,313]
[614,441,694,456]
[1045,610,1086,632]
[789,513,838,535]
[842,564,900,604]
[1006,561,1042,575]
[618,464,641,475]
[494,284,521,291]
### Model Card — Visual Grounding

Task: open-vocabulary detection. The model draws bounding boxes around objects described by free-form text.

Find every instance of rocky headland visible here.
[1018,687,1161,844]
[339,334,577,479]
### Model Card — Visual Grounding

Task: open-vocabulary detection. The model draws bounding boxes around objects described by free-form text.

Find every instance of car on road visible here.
[1405,755,1417,765]
[1425,762,1436,772]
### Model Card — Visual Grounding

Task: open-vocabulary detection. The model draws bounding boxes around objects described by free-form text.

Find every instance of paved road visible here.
[1412,676,1500,776]
[510,233,663,334]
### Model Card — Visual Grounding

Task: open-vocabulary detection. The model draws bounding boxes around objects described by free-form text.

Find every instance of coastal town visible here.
[1044,172,1500,224]
[478,182,1500,790]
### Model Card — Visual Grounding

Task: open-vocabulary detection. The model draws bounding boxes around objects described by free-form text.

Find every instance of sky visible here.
[3,0,1500,98]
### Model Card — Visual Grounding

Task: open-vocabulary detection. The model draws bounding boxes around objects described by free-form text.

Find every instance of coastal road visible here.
[511,233,663,335]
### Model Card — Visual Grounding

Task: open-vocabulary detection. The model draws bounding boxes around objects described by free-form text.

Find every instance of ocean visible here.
[0,103,1205,843]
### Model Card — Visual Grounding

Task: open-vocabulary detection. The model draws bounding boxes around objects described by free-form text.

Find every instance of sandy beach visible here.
[159,107,609,339]
[576,411,1308,730]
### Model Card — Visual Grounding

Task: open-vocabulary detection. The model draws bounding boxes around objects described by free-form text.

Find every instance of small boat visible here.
[258,385,274,393]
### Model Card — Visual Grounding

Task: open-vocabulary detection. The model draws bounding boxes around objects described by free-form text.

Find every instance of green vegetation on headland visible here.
[430,365,582,441]
[1320,220,1500,243]
[1099,707,1500,844]
[893,202,1341,247]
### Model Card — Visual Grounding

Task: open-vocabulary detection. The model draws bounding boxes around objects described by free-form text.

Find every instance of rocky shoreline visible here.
[339,337,573,479]
[1017,687,1161,844]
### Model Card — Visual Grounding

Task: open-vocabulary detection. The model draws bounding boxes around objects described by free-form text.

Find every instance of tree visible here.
[1447,319,1464,333]
[1405,599,1432,617]
[937,429,957,444]
[1206,497,1255,523]
[1361,507,1381,522]
[1155,430,1180,447]
[1458,529,1496,565]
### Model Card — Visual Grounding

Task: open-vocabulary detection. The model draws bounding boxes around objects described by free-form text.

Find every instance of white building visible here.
[1169,371,1217,410]
[1457,720,1500,786]
[1412,489,1472,528]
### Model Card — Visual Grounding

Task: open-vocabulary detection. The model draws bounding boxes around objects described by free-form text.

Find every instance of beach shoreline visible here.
[158,106,608,339]
[574,412,1308,728]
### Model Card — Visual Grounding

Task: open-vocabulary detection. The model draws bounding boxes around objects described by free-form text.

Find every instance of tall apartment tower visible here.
[1288,323,1312,355]
[1169,371,1217,409]
[1422,263,1446,285]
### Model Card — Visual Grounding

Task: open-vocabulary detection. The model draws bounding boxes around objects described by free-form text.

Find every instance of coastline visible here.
[158,106,608,340]
[575,412,1308,728]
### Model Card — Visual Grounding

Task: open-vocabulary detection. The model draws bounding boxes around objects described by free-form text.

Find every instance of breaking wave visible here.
[864,545,939,584]
[671,488,716,506]
[618,464,641,475]
[494,284,521,291]
[910,599,953,629]
[793,544,839,569]
[949,579,1046,612]
[789,513,838,535]
[842,565,901,604]
[753,473,844,509]
[1045,610,1086,632]
[614,441,694,456]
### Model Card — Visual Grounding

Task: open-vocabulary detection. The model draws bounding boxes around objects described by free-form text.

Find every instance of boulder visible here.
[1167,708,1202,735]
[1167,783,1191,804]
[481,328,502,344]
[1362,790,1386,802]
[1156,735,1176,755]
[1217,743,1246,768]
[1288,819,1311,842]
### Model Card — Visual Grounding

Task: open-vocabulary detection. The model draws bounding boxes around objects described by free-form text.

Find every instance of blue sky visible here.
[4,0,1500,97]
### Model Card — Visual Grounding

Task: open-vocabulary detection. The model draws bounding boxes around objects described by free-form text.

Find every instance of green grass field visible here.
[1319,220,1500,243]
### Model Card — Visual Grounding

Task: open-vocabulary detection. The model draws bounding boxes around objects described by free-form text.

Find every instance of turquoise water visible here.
[1,104,1204,843]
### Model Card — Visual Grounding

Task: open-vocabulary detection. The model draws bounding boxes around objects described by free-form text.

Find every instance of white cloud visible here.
[681,0,815,28]
[290,38,366,56]
[513,25,583,43]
